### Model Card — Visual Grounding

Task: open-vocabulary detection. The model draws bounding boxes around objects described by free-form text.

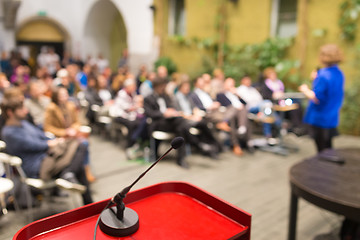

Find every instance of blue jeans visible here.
[249,102,281,137]
[79,139,90,165]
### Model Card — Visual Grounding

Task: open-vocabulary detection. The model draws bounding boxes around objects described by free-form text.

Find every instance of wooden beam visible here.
[298,0,308,76]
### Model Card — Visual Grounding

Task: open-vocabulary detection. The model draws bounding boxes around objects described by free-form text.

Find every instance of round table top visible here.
[273,103,299,112]
[289,148,360,222]
[0,177,14,194]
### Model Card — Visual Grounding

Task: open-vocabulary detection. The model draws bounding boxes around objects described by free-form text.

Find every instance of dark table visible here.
[288,148,360,240]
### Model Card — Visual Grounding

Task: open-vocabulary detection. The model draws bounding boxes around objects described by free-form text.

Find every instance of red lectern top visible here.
[14,181,251,240]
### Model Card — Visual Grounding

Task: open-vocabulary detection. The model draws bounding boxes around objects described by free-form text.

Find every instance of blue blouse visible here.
[304,65,344,128]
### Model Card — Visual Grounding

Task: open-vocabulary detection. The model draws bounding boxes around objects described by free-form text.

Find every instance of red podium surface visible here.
[14,181,251,240]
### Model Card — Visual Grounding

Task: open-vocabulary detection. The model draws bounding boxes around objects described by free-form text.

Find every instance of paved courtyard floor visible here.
[1,133,359,240]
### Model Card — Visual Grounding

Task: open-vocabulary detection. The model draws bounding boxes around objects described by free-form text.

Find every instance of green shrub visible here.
[204,37,300,87]
[154,57,178,76]
[339,44,360,135]
[340,79,360,135]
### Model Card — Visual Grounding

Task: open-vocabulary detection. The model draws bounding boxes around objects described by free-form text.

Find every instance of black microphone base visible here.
[99,207,139,237]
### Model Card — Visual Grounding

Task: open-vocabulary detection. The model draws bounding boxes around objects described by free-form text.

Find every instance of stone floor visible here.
[1,132,359,240]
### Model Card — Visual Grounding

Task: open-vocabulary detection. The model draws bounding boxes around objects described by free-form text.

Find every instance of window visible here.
[271,0,297,38]
[168,0,186,36]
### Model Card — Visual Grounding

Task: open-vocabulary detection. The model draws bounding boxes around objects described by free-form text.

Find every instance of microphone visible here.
[98,137,184,237]
[171,136,185,149]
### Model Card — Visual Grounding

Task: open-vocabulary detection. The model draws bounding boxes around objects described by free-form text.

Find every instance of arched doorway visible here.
[84,0,127,71]
[16,17,69,74]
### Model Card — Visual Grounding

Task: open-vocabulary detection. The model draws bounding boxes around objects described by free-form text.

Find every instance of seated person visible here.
[10,65,30,95]
[144,77,213,168]
[259,67,304,133]
[190,76,244,156]
[0,87,35,138]
[76,63,92,90]
[237,75,281,138]
[216,77,253,153]
[174,80,222,158]
[1,96,93,205]
[259,67,285,101]
[139,72,156,98]
[24,80,51,129]
[0,72,10,102]
[84,74,103,125]
[97,74,112,104]
[111,67,128,97]
[54,68,79,99]
[209,68,225,99]
[135,64,148,93]
[84,74,113,125]
[44,86,95,183]
[111,78,147,159]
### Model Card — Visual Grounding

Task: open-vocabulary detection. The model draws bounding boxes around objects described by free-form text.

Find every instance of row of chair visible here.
[86,101,205,161]
[76,91,300,161]
[0,141,83,223]
[76,91,186,161]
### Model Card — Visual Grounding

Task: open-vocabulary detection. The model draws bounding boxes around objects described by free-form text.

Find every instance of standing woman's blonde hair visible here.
[319,44,343,66]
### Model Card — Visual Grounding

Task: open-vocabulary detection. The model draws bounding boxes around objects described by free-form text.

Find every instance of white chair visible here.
[0,152,56,221]
[76,91,89,109]
[0,177,14,216]
[108,106,129,142]
[147,117,200,162]
[0,152,82,221]
[90,104,113,137]
[150,131,176,162]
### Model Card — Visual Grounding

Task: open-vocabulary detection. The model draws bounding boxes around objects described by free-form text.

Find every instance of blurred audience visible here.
[24,80,51,128]
[44,86,95,183]
[1,95,93,205]
[175,80,222,158]
[216,77,253,153]
[139,71,155,98]
[237,75,281,138]
[210,68,225,99]
[112,78,147,159]
[259,67,304,134]
[144,77,218,168]
[0,72,10,102]
[0,46,311,174]
[190,76,250,155]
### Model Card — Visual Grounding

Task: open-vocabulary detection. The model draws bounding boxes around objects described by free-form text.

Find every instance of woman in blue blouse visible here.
[299,44,345,152]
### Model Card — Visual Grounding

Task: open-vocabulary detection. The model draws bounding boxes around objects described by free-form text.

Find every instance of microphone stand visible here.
[98,137,184,237]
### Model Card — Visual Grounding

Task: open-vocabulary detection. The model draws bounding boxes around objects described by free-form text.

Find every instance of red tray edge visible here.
[13,181,251,240]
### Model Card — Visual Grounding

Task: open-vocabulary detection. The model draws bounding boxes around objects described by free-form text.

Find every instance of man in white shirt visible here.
[216,77,252,155]
[190,76,233,132]
[237,75,280,138]
[112,78,146,158]
[237,75,264,111]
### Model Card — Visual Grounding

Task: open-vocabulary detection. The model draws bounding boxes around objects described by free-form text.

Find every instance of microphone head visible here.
[171,137,185,149]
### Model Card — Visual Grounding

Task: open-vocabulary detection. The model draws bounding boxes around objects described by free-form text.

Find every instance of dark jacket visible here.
[189,91,206,111]
[144,93,175,121]
[216,93,247,107]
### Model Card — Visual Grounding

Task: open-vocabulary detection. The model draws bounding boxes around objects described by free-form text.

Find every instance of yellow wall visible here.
[155,0,360,83]
[110,14,127,71]
[227,0,271,44]
[295,0,360,86]
[156,0,272,75]
[186,0,218,38]
[17,20,65,42]
[155,0,275,75]
[159,0,219,76]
